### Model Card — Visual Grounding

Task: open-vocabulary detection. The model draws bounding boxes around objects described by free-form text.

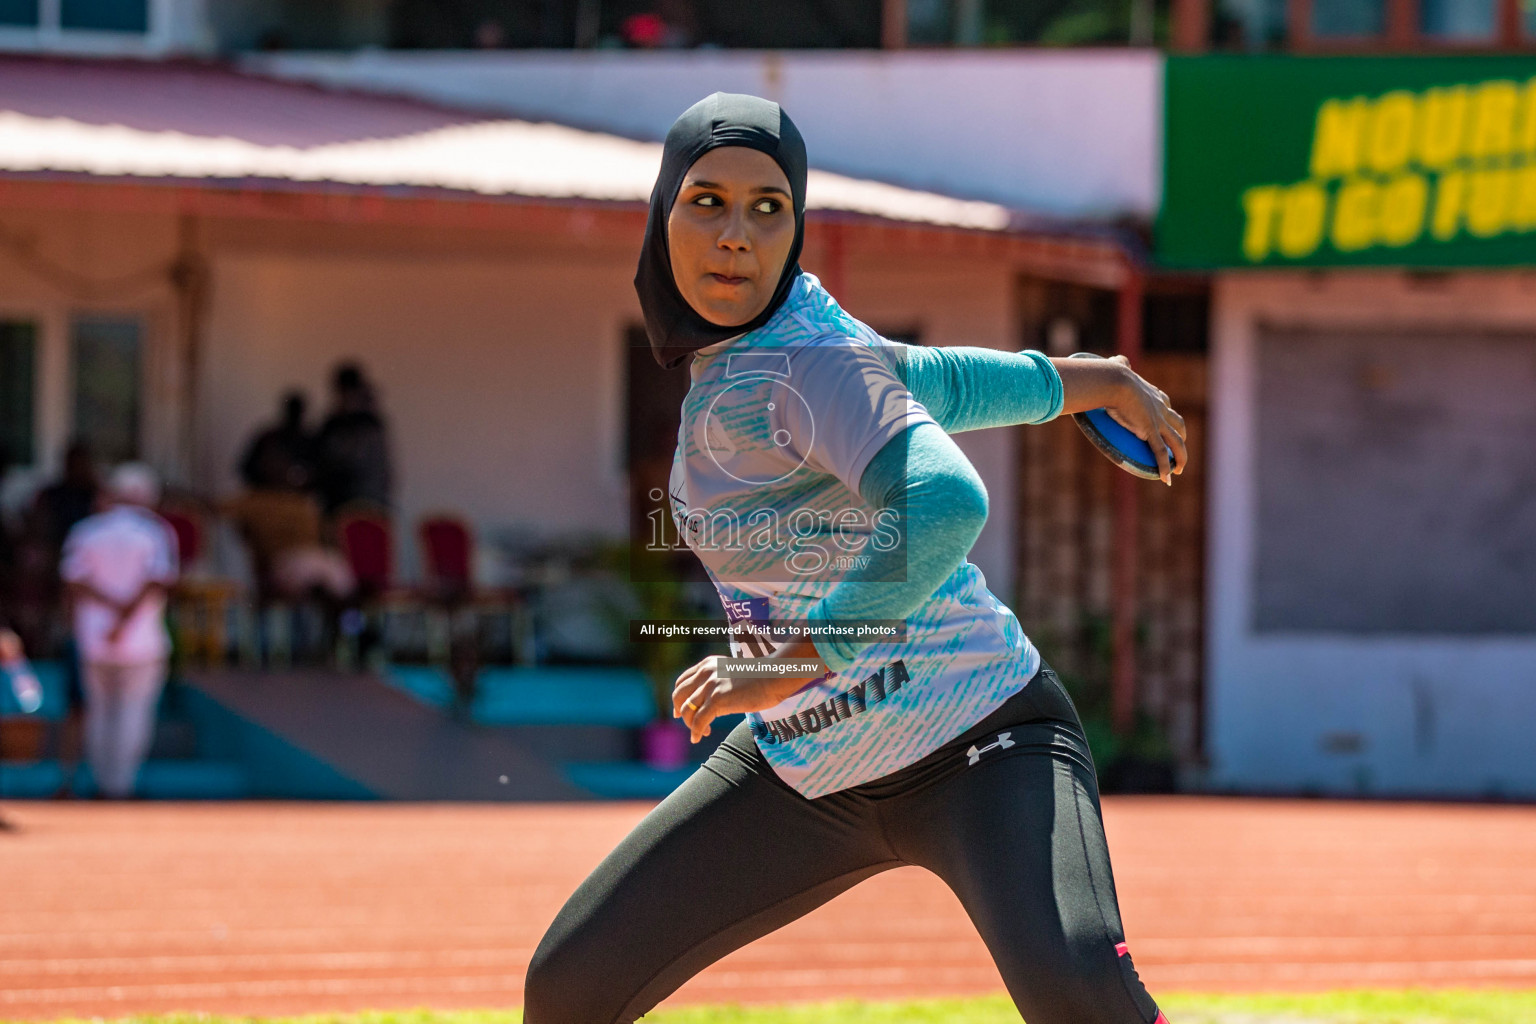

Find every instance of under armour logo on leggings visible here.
[966,732,1014,765]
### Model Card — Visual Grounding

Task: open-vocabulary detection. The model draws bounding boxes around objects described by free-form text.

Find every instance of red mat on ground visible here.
[2,797,1534,1019]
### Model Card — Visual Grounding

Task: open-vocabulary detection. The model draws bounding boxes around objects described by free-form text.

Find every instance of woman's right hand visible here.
[671,642,827,743]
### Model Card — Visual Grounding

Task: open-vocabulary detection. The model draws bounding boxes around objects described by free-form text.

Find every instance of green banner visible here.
[1159,56,1536,268]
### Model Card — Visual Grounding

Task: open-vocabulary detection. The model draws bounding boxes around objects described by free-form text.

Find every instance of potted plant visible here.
[628,544,698,770]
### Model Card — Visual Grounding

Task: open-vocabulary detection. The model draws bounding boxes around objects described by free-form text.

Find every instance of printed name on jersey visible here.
[750,659,910,744]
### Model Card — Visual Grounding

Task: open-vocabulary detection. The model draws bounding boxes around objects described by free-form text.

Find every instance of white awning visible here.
[0,65,1012,232]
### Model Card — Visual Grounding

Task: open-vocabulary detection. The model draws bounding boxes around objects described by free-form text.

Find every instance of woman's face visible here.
[667,146,795,328]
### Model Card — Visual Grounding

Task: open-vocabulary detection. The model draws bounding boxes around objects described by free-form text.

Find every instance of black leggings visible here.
[525,662,1164,1024]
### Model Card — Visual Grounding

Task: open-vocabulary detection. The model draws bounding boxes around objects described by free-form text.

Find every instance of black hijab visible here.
[635,92,808,370]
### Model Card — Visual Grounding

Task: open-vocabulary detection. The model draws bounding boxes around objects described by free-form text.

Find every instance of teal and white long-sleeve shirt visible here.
[667,272,1063,798]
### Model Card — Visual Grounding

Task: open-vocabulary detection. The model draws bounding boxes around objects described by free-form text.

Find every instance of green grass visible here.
[1159,990,1536,1023]
[17,991,1536,1024]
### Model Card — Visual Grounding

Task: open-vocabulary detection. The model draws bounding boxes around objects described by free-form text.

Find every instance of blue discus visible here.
[1067,352,1175,481]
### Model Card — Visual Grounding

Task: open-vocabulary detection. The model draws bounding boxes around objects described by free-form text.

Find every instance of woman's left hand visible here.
[672,640,827,743]
[1099,355,1188,484]
[1052,353,1189,485]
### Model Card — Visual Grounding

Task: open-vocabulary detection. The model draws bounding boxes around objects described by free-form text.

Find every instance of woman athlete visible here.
[525,93,1187,1024]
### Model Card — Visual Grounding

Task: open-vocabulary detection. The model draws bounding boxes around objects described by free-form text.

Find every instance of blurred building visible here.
[0,0,1177,54]
[1161,57,1536,799]
[0,54,1132,622]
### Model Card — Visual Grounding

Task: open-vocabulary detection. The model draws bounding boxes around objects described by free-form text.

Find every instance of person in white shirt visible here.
[60,463,179,799]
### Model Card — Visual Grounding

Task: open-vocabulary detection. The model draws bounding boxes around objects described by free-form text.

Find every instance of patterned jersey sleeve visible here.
[891,342,1064,433]
[774,338,939,497]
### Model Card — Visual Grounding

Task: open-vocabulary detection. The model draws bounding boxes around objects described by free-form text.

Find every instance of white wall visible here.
[246,49,1161,221]
[1208,269,1536,797]
[200,248,636,569]
[197,224,1023,594]
[0,201,1025,593]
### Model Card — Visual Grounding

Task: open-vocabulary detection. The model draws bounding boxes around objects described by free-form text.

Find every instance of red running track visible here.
[2,798,1534,1019]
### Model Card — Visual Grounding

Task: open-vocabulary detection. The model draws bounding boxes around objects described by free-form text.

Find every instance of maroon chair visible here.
[336,506,395,598]
[419,514,473,605]
[160,506,203,567]
[334,505,420,664]
[417,513,523,666]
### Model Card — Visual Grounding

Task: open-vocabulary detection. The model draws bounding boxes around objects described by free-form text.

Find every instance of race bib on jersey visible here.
[721,594,776,659]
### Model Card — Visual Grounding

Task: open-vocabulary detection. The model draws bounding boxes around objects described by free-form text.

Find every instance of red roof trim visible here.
[0,175,1129,287]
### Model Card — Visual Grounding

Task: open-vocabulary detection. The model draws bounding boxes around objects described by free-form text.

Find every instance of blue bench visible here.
[0,760,251,799]
[564,761,700,799]
[383,664,658,726]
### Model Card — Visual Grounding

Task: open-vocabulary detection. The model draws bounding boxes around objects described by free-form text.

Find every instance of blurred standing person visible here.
[60,464,178,800]
[0,620,36,828]
[0,443,16,628]
[238,390,315,490]
[32,441,99,552]
[16,442,99,750]
[314,364,392,515]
